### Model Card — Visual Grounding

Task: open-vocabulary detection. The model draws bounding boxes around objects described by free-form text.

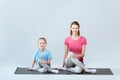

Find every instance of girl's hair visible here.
[38,37,47,43]
[70,21,80,36]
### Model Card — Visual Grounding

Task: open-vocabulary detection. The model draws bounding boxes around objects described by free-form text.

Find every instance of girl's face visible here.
[70,24,79,35]
[38,39,47,51]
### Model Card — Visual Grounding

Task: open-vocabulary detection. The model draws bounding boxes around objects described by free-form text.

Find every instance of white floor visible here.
[0,64,120,80]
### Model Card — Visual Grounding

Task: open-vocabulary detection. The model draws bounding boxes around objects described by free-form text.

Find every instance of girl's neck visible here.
[40,48,46,51]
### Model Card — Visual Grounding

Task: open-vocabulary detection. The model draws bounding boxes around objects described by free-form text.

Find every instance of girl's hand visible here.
[62,62,65,67]
[40,60,46,64]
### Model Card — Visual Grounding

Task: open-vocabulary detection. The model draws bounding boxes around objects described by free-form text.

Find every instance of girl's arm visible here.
[46,59,51,64]
[62,45,69,67]
[31,60,36,68]
[40,59,51,65]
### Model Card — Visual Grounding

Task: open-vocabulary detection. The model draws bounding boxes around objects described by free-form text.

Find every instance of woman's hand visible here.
[72,53,84,58]
[72,53,79,58]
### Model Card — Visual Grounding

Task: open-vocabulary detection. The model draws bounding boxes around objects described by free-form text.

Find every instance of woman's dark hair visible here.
[70,21,80,36]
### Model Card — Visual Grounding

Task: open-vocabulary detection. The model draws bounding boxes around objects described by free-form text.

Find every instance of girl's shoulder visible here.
[45,49,51,53]
[45,49,50,52]
[34,49,40,53]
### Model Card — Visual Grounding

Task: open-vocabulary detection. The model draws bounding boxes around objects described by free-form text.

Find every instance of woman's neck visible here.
[72,33,79,37]
[71,34,80,39]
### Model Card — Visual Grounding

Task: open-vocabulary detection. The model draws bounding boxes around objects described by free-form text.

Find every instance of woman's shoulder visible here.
[80,36,86,39]
[80,36,87,41]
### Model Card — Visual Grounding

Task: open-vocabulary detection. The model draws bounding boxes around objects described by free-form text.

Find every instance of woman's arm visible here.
[62,45,69,67]
[73,45,86,58]
[80,44,86,58]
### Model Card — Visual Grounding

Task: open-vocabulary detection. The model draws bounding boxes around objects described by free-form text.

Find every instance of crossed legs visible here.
[64,52,85,73]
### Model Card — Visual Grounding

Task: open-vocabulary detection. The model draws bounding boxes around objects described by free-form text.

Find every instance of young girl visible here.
[30,37,59,73]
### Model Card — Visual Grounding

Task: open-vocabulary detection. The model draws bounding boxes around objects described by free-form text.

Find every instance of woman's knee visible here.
[68,52,73,57]
[74,66,83,73]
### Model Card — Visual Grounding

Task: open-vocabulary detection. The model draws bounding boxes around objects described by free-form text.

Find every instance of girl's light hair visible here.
[38,37,47,43]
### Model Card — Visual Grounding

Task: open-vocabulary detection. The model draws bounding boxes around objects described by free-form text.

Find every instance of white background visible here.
[0,0,120,80]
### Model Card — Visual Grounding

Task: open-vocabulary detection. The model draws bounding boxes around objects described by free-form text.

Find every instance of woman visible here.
[62,21,96,73]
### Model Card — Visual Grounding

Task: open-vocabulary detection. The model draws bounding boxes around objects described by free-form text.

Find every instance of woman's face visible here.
[38,39,46,51]
[71,24,79,35]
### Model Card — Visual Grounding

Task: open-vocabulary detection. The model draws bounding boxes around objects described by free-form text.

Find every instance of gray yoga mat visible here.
[14,67,113,75]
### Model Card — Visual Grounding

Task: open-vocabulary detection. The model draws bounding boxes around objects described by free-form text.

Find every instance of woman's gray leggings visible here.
[64,52,85,73]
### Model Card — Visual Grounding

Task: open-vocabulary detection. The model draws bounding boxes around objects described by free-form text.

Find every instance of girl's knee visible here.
[38,68,47,72]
